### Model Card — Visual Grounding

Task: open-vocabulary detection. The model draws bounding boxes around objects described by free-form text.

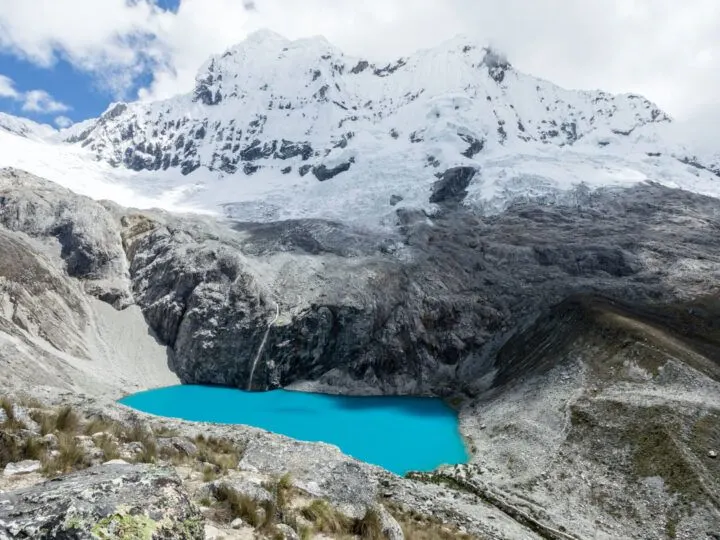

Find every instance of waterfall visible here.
[247,302,280,391]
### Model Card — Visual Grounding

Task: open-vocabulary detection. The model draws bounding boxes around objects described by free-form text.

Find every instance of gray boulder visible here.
[0,463,204,539]
[157,437,198,457]
[3,460,41,477]
[208,478,273,503]
[274,523,300,540]
[375,504,404,540]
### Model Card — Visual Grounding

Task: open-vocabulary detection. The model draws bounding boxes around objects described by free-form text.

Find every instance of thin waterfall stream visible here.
[247,302,280,390]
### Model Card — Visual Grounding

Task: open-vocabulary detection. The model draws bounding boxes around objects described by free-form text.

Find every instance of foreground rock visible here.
[2,460,41,477]
[0,463,204,539]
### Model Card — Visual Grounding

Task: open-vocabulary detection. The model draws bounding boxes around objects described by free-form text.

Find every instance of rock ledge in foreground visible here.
[0,463,203,539]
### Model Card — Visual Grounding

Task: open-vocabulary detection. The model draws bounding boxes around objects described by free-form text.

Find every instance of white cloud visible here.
[21,90,70,113]
[54,115,73,128]
[0,73,69,116]
[0,0,170,97]
[0,0,719,118]
[0,74,19,98]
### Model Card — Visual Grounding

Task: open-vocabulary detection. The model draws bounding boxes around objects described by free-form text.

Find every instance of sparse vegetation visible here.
[55,406,80,433]
[195,434,243,474]
[263,472,293,511]
[95,435,120,461]
[83,416,124,437]
[21,437,45,461]
[386,501,475,540]
[213,483,265,528]
[1,399,478,539]
[135,439,158,464]
[33,411,58,436]
[354,508,384,540]
[633,421,697,498]
[202,465,218,482]
[300,499,352,534]
[43,433,88,476]
[152,425,179,437]
[0,396,24,431]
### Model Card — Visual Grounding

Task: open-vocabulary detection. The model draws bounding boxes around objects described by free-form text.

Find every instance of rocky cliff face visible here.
[0,169,177,396]
[124,181,720,397]
[3,166,720,399]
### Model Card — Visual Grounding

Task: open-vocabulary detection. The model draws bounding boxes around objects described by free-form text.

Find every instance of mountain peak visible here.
[47,31,693,223]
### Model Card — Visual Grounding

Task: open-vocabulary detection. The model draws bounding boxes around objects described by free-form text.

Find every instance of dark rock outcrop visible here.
[313,160,353,181]
[429,167,477,205]
[0,463,204,539]
[275,140,313,161]
[459,134,484,158]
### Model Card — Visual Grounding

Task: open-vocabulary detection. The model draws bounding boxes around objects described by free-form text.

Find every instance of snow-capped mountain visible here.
[0,112,55,140]
[0,30,718,224]
[68,30,669,178]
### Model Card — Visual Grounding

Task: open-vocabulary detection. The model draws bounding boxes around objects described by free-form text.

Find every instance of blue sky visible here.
[0,0,180,127]
[0,53,112,123]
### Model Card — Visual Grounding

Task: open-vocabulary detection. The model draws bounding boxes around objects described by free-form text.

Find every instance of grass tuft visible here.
[195,435,242,475]
[354,508,384,540]
[31,411,58,436]
[96,434,120,461]
[55,406,80,433]
[385,501,474,540]
[83,416,123,437]
[214,484,263,528]
[300,500,352,534]
[0,396,24,431]
[22,437,46,461]
[153,425,179,437]
[43,433,89,476]
[135,439,158,464]
[203,465,218,483]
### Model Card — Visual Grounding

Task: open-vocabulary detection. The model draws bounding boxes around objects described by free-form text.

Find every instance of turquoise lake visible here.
[119,385,468,475]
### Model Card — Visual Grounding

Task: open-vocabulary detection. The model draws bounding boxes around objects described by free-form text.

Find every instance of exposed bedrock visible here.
[120,181,720,395]
[3,167,720,396]
[0,168,132,308]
